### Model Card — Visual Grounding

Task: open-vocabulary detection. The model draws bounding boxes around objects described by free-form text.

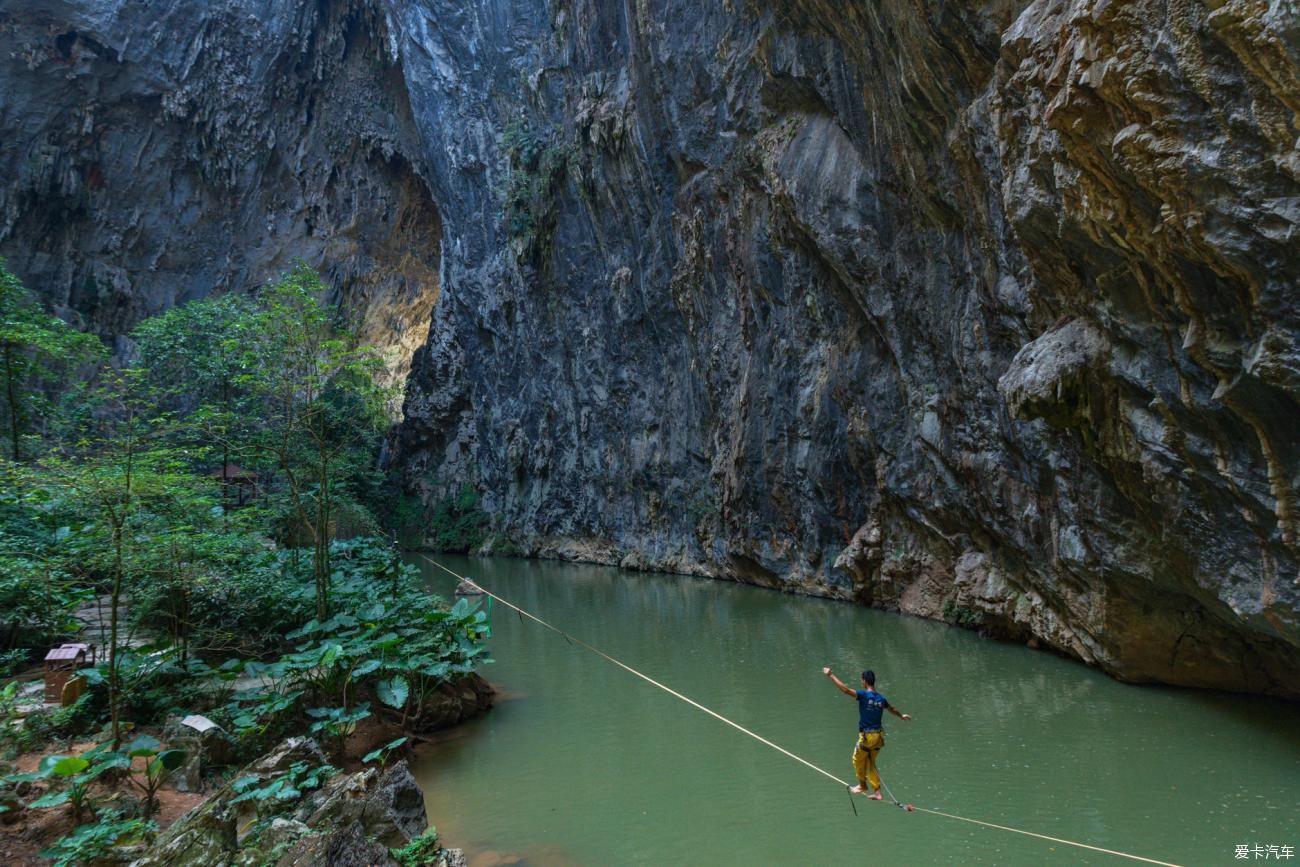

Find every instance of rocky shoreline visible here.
[0,670,494,867]
[131,737,460,867]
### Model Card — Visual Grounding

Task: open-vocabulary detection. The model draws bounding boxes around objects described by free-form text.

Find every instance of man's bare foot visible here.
[868,791,884,801]
[850,785,866,794]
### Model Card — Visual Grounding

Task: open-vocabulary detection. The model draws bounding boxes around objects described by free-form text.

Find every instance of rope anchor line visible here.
[421,554,1183,867]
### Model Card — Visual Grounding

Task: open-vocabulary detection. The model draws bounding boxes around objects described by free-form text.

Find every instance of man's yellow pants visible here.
[852,730,884,790]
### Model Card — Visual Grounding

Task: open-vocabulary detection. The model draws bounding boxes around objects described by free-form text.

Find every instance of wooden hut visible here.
[43,643,94,704]
[210,463,259,507]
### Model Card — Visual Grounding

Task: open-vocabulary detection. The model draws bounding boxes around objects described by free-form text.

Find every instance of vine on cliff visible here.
[498,121,574,264]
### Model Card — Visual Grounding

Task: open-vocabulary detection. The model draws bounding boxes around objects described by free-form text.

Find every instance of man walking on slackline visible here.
[823,666,911,799]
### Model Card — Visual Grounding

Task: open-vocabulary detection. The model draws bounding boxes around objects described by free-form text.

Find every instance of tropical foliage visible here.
[0,259,492,862]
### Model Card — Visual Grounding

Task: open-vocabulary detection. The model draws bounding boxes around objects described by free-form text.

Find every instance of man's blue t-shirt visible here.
[856,689,889,732]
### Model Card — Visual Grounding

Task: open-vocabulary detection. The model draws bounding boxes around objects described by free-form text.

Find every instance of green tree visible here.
[131,294,258,507]
[0,260,103,461]
[130,294,255,412]
[46,367,196,748]
[123,467,264,662]
[236,264,390,620]
[0,463,93,652]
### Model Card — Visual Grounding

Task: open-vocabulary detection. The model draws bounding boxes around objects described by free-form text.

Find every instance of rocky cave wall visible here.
[390,0,1300,697]
[2,0,1297,696]
[0,0,441,389]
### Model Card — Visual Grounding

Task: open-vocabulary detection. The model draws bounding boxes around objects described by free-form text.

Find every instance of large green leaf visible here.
[78,752,129,783]
[362,737,407,765]
[318,643,342,668]
[37,755,68,775]
[46,756,89,778]
[352,658,382,677]
[29,789,72,809]
[154,749,187,772]
[376,676,409,709]
[286,618,321,640]
[418,661,451,680]
[127,735,162,757]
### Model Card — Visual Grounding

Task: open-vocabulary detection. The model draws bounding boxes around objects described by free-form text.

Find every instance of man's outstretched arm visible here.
[822,666,856,696]
[887,704,913,721]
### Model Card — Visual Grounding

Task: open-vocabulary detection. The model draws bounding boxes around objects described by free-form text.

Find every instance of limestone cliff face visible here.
[2,0,1297,695]
[0,0,440,389]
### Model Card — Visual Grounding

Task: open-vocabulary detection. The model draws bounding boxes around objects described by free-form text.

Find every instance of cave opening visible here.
[54,30,76,60]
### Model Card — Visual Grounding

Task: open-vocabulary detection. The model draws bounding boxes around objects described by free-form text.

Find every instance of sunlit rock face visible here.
[3,0,1297,695]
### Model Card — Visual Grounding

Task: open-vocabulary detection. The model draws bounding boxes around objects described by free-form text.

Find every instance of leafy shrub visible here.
[121,734,186,817]
[219,541,491,752]
[497,121,573,256]
[389,493,427,549]
[305,703,372,757]
[21,691,103,747]
[0,481,93,650]
[286,580,490,717]
[131,546,315,659]
[427,485,489,553]
[125,520,294,659]
[502,120,544,169]
[78,645,208,727]
[942,597,982,628]
[230,760,335,812]
[363,736,407,768]
[0,648,27,677]
[40,809,156,867]
[10,743,130,821]
[482,533,527,558]
[391,828,441,867]
[0,563,91,650]
[216,687,305,764]
[0,681,27,757]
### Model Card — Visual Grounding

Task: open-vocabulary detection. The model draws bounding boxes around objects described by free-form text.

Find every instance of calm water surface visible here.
[408,555,1299,866]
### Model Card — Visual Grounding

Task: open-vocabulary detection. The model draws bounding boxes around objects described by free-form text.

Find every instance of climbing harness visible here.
[420,554,1184,867]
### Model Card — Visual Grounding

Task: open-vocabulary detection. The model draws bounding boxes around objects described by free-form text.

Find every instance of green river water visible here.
[408,555,1299,866]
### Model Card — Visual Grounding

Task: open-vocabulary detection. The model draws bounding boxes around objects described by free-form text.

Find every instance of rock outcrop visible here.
[404,673,495,733]
[2,0,1297,695]
[129,737,460,867]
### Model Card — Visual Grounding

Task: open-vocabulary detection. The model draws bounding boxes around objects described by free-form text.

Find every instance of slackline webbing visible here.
[420,554,1183,867]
